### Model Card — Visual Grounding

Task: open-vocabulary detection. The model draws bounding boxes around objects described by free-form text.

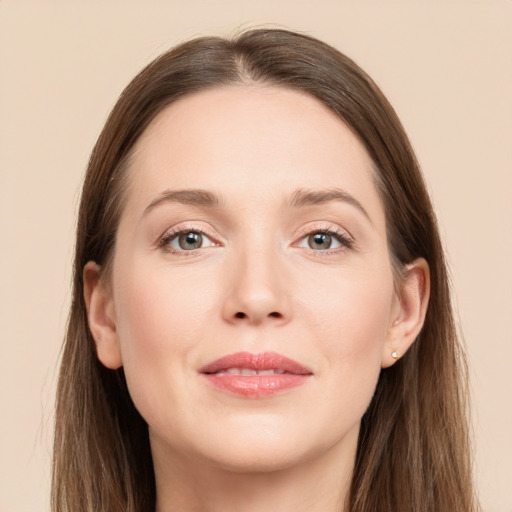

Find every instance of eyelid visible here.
[155,221,354,256]
[157,223,221,254]
[292,223,355,253]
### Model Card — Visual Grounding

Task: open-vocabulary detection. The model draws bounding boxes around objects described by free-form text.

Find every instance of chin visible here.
[189,420,336,475]
[204,442,306,474]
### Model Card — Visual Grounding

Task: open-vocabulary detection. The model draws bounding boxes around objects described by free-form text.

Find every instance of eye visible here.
[161,229,217,252]
[296,229,353,251]
[307,232,338,250]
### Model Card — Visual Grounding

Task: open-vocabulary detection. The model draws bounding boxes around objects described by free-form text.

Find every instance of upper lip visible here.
[199,351,312,375]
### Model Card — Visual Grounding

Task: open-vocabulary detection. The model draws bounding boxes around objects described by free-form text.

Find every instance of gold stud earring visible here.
[391,351,399,359]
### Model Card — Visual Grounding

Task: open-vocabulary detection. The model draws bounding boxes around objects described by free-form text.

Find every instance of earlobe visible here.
[382,258,430,368]
[83,261,123,370]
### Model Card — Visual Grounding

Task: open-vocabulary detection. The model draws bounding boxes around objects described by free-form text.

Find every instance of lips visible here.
[199,351,312,397]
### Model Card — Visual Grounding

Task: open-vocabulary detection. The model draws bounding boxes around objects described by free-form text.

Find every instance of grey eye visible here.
[178,231,203,250]
[166,231,216,251]
[296,229,352,252]
[308,232,334,250]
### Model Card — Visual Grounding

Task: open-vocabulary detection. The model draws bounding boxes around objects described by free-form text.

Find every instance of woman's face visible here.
[94,86,405,472]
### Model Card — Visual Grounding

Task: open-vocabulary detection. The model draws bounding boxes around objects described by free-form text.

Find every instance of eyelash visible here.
[157,225,219,256]
[157,225,354,256]
[295,226,354,255]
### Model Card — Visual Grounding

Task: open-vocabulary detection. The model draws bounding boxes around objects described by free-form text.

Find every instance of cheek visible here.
[115,274,188,361]
[300,268,394,419]
[111,260,219,417]
[114,259,216,354]
[303,264,393,351]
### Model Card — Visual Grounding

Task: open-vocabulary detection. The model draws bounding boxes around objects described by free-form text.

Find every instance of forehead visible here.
[124,85,384,226]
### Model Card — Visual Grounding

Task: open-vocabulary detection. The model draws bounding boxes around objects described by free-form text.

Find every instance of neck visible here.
[152,424,358,512]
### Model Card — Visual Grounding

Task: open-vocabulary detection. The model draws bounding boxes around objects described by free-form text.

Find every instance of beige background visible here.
[1,1,511,511]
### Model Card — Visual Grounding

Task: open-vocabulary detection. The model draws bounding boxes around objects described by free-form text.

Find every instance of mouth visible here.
[198,351,313,398]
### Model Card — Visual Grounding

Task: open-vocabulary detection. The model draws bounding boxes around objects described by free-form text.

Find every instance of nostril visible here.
[234,311,282,319]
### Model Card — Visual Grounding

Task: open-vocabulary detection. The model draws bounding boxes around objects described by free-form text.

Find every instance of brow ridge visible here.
[143,189,221,217]
[142,186,370,223]
[288,187,371,221]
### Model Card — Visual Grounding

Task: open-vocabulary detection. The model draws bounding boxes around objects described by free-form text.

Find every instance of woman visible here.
[52,28,479,511]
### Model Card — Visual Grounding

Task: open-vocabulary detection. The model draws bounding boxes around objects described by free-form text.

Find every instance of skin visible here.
[84,85,430,512]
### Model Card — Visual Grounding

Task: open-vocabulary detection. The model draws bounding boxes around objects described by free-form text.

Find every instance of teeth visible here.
[218,368,285,376]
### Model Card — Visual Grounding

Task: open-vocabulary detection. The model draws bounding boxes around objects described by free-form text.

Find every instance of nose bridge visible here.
[223,229,290,325]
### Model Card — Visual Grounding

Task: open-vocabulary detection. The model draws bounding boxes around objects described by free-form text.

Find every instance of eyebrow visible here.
[142,186,370,222]
[142,189,221,217]
[288,187,371,222]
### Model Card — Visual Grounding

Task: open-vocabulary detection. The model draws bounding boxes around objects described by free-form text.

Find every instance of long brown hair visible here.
[52,28,479,512]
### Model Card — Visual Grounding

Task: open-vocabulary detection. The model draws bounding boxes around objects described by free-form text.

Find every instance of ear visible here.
[83,261,123,369]
[381,258,430,368]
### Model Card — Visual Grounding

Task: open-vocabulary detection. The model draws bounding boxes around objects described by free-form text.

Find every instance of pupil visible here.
[309,232,332,250]
[179,232,202,250]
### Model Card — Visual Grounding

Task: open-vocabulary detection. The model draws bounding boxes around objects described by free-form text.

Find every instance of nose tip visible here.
[222,255,291,327]
[227,296,288,326]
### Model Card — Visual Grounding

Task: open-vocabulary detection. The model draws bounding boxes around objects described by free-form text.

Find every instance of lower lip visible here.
[202,373,310,397]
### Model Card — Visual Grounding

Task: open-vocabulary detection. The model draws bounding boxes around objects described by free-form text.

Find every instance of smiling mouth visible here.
[199,351,312,397]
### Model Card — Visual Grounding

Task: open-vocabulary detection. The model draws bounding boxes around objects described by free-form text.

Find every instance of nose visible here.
[221,245,292,327]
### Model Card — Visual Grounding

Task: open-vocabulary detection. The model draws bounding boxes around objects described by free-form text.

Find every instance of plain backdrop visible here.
[1,1,511,511]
